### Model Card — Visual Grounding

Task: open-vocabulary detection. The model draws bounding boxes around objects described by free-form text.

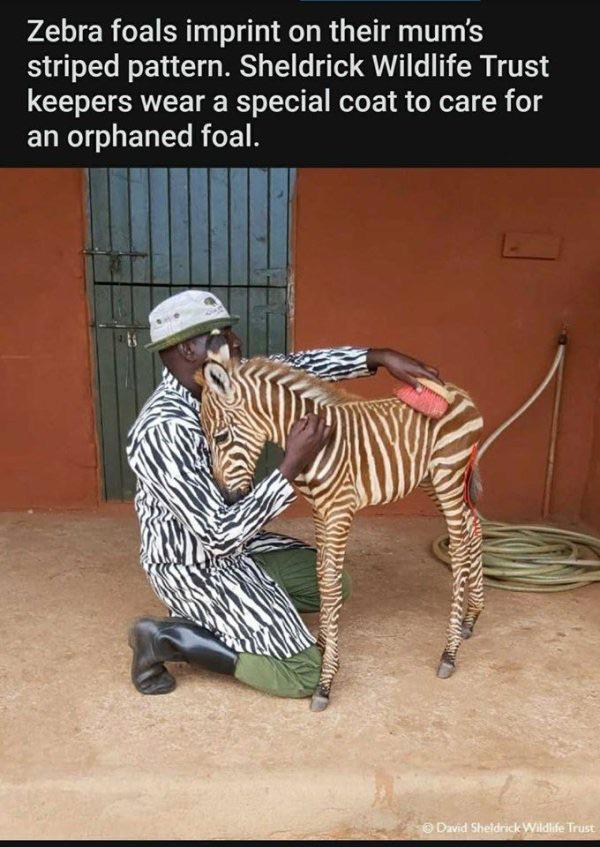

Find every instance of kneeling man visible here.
[127,290,440,699]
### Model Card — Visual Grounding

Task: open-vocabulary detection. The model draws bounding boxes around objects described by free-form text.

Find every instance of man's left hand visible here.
[367,348,443,391]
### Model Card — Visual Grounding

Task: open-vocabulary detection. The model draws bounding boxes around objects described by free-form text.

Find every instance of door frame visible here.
[82,167,107,502]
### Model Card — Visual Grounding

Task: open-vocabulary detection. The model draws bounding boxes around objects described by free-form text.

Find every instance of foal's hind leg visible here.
[461,508,484,639]
[431,473,472,679]
[423,477,481,642]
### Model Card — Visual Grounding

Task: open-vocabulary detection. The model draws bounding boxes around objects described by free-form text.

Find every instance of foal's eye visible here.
[214,431,228,445]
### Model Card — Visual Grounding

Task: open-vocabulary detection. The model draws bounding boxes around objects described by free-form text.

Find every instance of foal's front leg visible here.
[312,510,327,653]
[311,510,353,712]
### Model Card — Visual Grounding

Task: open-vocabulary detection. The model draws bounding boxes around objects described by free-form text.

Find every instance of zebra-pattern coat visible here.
[126,348,372,659]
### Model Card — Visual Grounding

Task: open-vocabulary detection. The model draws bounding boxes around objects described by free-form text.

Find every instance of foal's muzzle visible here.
[220,486,248,505]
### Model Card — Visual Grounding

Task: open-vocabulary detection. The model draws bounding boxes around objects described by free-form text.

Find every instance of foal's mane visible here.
[238,357,362,405]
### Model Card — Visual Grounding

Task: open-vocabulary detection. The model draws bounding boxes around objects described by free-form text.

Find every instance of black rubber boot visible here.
[128,616,238,695]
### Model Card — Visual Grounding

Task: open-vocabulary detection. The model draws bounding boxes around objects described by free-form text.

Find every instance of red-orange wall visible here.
[0,169,99,509]
[292,169,600,526]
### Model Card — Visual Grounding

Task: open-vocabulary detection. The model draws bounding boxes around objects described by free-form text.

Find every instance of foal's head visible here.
[197,333,355,503]
[196,334,270,504]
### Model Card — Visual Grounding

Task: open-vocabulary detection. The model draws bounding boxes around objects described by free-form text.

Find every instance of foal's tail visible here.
[464,444,483,508]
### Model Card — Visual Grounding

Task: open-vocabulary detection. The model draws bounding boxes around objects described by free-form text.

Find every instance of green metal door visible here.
[85,168,295,500]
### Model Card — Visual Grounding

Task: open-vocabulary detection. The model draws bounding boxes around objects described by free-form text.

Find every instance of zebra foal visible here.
[197,339,484,711]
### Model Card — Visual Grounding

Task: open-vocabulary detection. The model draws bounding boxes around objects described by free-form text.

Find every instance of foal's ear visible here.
[202,361,234,401]
[206,330,231,368]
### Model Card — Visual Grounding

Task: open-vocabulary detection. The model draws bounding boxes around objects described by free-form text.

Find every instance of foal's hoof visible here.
[310,694,329,712]
[310,686,330,712]
[436,652,456,679]
[461,621,474,639]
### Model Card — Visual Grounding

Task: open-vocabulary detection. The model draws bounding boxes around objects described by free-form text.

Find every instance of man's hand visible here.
[367,348,443,391]
[279,414,333,482]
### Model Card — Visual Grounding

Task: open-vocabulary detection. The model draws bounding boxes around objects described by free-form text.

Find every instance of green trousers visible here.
[234,547,351,699]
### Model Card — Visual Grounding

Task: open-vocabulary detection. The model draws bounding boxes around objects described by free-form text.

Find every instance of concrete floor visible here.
[1,509,599,840]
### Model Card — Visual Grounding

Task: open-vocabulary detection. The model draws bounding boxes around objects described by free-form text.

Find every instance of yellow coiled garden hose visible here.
[432,333,600,592]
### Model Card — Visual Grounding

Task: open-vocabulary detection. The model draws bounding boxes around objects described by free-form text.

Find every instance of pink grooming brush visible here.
[393,378,451,419]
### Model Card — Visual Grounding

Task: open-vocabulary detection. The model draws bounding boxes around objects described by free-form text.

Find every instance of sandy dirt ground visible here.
[1,509,599,840]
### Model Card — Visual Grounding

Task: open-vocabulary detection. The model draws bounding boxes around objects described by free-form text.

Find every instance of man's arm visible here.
[271,346,442,388]
[270,346,371,382]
